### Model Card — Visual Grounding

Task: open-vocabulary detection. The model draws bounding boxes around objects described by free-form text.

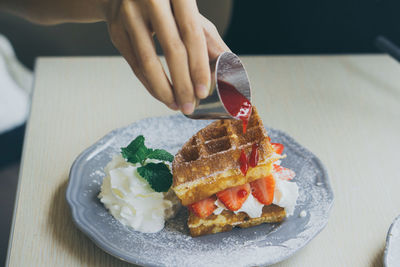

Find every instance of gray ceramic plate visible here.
[384,215,400,267]
[66,114,334,267]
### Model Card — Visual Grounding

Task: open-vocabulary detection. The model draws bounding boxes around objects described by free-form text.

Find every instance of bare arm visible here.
[0,0,108,24]
[0,0,230,114]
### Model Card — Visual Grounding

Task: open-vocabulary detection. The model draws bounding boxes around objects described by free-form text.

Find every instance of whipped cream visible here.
[213,164,299,218]
[214,193,265,218]
[273,178,299,216]
[98,155,180,233]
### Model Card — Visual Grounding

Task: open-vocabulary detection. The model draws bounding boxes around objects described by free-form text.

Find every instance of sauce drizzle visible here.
[218,80,252,133]
[249,143,259,167]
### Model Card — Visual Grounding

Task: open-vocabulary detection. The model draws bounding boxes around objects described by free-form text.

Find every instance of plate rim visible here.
[66,114,334,267]
[383,214,400,267]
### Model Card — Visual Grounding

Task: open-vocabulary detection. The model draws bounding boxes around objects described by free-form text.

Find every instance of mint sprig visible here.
[121,135,174,192]
[137,163,172,192]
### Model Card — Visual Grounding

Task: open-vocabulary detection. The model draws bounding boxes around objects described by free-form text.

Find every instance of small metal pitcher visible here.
[185,52,252,119]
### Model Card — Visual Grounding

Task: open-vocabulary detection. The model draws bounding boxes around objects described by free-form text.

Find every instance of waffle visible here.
[172,107,281,206]
[188,205,286,237]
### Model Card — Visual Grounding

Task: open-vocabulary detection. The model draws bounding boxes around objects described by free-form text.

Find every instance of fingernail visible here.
[182,102,194,115]
[169,102,179,110]
[196,84,209,99]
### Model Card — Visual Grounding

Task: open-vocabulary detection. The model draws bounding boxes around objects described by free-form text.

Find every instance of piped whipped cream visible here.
[213,164,299,218]
[98,155,180,233]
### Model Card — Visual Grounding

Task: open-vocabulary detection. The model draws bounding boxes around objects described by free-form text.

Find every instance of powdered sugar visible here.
[300,210,307,217]
[67,114,334,267]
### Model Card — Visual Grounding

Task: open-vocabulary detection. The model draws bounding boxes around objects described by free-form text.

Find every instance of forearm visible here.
[0,0,110,25]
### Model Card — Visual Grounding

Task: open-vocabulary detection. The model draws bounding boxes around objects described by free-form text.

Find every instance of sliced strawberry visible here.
[239,149,249,175]
[271,143,284,154]
[273,164,295,180]
[249,143,259,167]
[188,196,217,219]
[216,183,250,211]
[250,175,275,205]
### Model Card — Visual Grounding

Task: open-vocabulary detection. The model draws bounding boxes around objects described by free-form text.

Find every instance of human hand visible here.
[106,0,230,114]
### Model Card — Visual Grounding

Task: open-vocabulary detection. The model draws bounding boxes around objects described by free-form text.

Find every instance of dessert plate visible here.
[67,114,334,267]
[384,215,400,267]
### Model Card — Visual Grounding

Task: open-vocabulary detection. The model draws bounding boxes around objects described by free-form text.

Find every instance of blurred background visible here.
[1,0,400,265]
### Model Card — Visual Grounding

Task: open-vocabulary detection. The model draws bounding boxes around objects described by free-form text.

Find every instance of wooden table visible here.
[6,55,400,266]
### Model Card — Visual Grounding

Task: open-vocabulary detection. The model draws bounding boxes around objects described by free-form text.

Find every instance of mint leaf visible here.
[121,135,150,164]
[147,149,174,162]
[121,135,174,192]
[137,163,172,192]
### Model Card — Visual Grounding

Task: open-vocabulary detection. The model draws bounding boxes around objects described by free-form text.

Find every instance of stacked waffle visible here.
[172,108,291,237]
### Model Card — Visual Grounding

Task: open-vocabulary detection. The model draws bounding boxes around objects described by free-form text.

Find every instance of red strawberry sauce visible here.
[239,144,260,175]
[218,80,252,133]
[217,81,260,174]
[239,149,249,175]
[249,143,259,167]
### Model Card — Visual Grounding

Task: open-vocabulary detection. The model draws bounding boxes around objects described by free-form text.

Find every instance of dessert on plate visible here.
[97,102,298,237]
[172,108,298,237]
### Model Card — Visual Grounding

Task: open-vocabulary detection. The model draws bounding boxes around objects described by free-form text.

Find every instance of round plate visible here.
[66,114,334,267]
[384,215,400,267]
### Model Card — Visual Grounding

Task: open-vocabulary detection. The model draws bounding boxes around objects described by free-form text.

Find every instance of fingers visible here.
[200,14,231,60]
[108,1,231,114]
[172,0,210,99]
[121,1,178,110]
[108,18,150,91]
[146,0,195,114]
